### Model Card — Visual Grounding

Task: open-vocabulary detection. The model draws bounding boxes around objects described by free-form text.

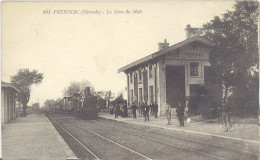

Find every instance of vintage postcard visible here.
[1,1,259,160]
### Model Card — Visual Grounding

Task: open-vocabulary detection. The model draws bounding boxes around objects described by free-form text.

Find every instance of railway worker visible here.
[143,102,149,121]
[176,102,185,127]
[165,103,171,125]
[149,102,153,116]
[122,103,128,117]
[154,102,158,118]
[140,102,145,117]
[137,102,141,117]
[115,103,120,118]
[221,100,230,132]
[131,102,137,119]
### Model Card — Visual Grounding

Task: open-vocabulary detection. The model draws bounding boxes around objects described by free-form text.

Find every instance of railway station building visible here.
[118,25,215,116]
[1,81,19,125]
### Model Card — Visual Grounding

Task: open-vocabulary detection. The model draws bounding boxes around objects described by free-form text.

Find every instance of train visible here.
[49,87,98,120]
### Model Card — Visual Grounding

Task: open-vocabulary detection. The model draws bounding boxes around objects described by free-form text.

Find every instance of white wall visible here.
[126,43,212,116]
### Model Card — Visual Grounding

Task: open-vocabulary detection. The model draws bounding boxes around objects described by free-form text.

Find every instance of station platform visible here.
[99,112,259,144]
[2,112,76,160]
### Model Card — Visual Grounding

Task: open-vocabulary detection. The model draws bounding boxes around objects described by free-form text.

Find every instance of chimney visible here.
[185,24,201,39]
[85,87,90,96]
[158,39,169,51]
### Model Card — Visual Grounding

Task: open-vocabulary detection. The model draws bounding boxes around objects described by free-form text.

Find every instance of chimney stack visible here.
[85,87,90,96]
[158,39,169,51]
[185,24,201,39]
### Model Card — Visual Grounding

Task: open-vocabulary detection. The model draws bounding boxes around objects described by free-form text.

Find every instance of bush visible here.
[187,96,201,116]
[188,84,221,119]
[227,88,258,117]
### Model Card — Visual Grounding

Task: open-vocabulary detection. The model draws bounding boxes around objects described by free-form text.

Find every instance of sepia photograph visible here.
[1,1,259,159]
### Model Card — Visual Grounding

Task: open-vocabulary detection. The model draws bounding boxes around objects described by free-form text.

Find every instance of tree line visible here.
[44,80,125,111]
[188,1,259,118]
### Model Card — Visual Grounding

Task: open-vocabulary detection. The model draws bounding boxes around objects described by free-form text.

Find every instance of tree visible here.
[11,68,44,116]
[202,1,258,116]
[63,80,95,97]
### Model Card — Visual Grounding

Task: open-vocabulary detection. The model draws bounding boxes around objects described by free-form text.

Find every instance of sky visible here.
[2,1,236,106]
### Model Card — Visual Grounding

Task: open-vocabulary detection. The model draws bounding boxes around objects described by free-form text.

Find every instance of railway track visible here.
[45,111,152,160]
[45,111,259,160]
[95,118,260,157]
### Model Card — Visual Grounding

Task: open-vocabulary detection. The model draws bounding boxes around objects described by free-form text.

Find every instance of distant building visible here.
[1,81,19,125]
[118,25,215,116]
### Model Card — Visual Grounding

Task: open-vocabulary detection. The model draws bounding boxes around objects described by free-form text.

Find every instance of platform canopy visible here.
[1,81,19,92]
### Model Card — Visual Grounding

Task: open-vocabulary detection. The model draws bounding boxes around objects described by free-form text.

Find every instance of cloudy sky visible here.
[2,1,235,106]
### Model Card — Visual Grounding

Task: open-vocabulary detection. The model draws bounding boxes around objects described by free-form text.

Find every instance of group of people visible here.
[112,99,232,132]
[130,101,185,126]
[113,103,128,118]
[130,102,159,121]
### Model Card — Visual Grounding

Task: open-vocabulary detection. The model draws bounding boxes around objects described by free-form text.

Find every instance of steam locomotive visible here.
[50,87,98,120]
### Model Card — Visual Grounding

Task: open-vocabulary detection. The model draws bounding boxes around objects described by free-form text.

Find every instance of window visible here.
[139,69,142,81]
[130,90,133,105]
[149,86,154,103]
[149,65,153,78]
[190,62,199,76]
[139,88,143,103]
[130,73,133,83]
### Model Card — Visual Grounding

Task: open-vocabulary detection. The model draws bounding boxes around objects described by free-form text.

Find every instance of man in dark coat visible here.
[122,103,128,117]
[143,102,149,121]
[221,101,230,132]
[115,103,120,118]
[131,102,137,119]
[149,102,154,116]
[154,102,158,118]
[176,102,185,127]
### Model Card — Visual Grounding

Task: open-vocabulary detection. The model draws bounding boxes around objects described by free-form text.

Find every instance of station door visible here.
[166,66,185,108]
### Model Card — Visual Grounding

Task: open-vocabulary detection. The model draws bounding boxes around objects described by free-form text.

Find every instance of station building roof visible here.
[118,36,215,73]
[1,81,20,92]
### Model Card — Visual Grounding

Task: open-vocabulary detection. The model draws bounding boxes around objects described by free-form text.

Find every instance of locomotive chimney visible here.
[85,87,90,96]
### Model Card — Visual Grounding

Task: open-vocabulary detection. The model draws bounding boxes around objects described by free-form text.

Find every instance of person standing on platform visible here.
[149,102,154,116]
[176,102,185,126]
[115,103,120,118]
[165,104,171,125]
[137,102,141,117]
[221,100,230,132]
[154,102,158,118]
[131,102,137,119]
[123,103,128,117]
[144,102,149,121]
[141,102,145,117]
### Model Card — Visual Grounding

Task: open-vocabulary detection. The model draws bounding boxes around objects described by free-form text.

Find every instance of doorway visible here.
[166,66,185,108]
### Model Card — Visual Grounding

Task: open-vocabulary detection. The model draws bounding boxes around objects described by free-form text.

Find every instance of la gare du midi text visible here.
[43,9,142,15]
